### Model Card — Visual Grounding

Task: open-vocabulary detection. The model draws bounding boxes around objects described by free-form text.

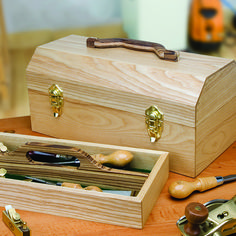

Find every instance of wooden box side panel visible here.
[0,178,143,228]
[0,133,169,229]
[137,152,169,226]
[27,90,196,177]
[196,61,236,175]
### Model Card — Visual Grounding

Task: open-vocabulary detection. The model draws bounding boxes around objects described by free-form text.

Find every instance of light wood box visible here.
[26,35,236,177]
[0,132,169,229]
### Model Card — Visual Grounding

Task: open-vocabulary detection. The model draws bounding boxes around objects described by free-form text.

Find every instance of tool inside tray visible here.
[0,142,149,192]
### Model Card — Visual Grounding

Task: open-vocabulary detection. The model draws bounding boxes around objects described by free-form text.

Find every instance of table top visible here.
[0,116,235,236]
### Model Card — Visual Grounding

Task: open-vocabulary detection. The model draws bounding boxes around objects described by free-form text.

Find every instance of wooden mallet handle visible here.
[168,176,223,199]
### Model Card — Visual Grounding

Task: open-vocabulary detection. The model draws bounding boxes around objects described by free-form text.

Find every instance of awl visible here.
[168,175,236,199]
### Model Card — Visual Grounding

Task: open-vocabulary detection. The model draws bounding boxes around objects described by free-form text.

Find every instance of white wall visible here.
[122,0,191,50]
[2,0,122,33]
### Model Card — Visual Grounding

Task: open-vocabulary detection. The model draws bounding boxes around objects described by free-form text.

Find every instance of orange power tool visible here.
[189,0,224,51]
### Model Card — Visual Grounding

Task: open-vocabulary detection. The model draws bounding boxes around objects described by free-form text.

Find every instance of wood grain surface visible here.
[0,116,169,230]
[0,116,235,236]
[26,35,235,177]
[1,141,149,191]
[28,90,196,176]
[196,60,236,175]
[27,35,233,126]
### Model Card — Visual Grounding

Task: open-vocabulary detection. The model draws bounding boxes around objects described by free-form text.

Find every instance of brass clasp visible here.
[145,105,164,143]
[48,84,64,118]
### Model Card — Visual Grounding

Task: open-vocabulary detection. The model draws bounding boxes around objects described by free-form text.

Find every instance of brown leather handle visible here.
[87,38,179,62]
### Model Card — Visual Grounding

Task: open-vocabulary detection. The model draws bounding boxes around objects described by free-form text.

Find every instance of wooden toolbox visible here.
[26,35,236,177]
[0,132,168,229]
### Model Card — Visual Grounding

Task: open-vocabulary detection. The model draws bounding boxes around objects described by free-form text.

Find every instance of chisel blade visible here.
[223,174,236,183]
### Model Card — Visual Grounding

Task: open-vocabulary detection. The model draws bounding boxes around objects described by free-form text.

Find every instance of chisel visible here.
[0,168,132,196]
[23,176,132,195]
[24,176,106,192]
[168,175,236,199]
[0,168,100,190]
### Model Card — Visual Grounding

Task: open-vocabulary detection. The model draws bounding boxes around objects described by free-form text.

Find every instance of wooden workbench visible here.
[0,116,235,236]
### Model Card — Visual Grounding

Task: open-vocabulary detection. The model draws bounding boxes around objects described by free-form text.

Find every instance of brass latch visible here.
[48,84,64,118]
[145,105,164,143]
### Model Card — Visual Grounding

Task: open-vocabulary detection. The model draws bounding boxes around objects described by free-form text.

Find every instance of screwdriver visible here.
[168,175,236,199]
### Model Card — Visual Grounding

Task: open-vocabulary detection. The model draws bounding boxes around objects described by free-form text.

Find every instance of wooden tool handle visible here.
[184,202,208,236]
[168,176,220,199]
[92,150,134,168]
[61,182,102,192]
[87,38,179,62]
[84,186,103,192]
[61,182,83,189]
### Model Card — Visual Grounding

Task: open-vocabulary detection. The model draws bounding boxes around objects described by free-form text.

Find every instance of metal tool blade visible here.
[24,176,58,185]
[223,174,236,183]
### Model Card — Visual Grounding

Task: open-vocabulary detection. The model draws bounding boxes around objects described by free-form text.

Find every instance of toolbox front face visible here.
[26,35,236,177]
[0,132,169,229]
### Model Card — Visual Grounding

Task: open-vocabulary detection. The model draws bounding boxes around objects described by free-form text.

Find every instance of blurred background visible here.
[0,0,236,119]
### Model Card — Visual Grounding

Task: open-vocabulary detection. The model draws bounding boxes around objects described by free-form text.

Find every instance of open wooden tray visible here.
[0,132,168,229]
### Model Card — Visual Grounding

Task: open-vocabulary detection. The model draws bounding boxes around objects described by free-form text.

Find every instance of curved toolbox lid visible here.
[27,35,233,128]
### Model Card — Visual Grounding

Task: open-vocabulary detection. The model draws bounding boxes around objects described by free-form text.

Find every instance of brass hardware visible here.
[0,168,7,177]
[145,105,164,143]
[22,222,28,230]
[177,195,236,236]
[2,205,30,236]
[8,208,21,223]
[48,84,64,118]
[0,142,8,153]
